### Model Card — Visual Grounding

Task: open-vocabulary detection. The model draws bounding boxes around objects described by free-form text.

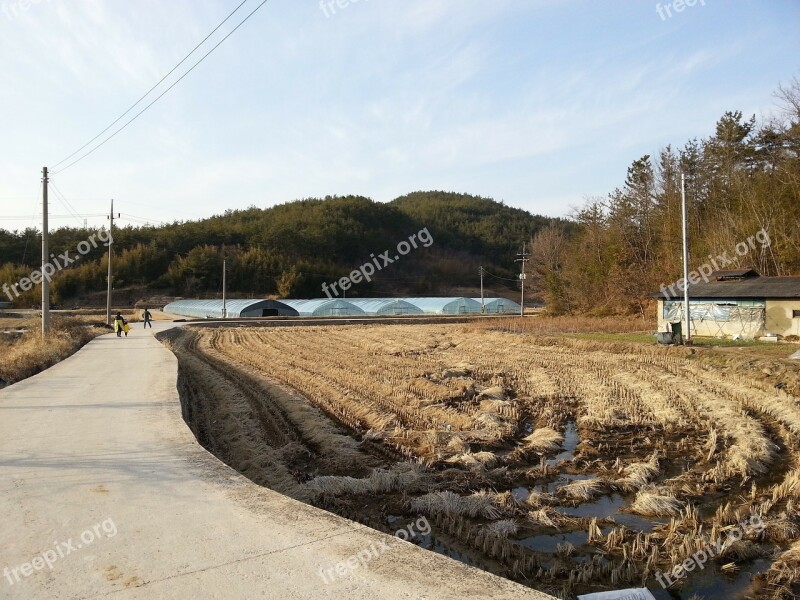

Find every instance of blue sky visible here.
[0,0,798,232]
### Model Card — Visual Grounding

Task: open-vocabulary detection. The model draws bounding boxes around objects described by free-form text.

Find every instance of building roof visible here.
[711,268,759,280]
[654,276,800,300]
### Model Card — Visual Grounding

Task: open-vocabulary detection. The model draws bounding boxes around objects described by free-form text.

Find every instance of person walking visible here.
[113,313,127,338]
[142,307,153,329]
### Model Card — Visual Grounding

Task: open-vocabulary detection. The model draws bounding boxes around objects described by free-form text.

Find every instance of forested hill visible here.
[0,191,557,305]
[527,80,800,316]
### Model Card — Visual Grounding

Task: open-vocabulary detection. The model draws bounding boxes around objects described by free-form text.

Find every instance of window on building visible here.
[793,310,800,318]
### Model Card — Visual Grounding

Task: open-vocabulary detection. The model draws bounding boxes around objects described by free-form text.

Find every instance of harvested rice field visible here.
[158,324,800,599]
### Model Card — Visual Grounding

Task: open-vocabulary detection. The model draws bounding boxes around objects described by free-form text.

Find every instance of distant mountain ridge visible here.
[0,191,560,305]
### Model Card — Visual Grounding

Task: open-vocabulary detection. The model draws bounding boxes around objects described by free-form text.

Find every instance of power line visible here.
[52,0,270,174]
[52,0,250,170]
[481,268,518,282]
[118,212,166,226]
[0,214,106,220]
[49,181,85,226]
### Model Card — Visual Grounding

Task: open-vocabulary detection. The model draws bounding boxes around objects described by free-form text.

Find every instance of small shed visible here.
[653,271,800,339]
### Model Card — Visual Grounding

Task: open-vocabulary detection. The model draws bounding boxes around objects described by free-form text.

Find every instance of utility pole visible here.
[515,243,529,317]
[222,259,227,319]
[681,174,691,344]
[106,200,118,325]
[41,167,50,336]
[480,266,485,313]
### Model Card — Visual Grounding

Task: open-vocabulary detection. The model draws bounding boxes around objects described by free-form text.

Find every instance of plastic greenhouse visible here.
[163,297,517,319]
[281,299,366,317]
[344,299,424,316]
[403,297,483,315]
[163,299,298,319]
[474,298,522,314]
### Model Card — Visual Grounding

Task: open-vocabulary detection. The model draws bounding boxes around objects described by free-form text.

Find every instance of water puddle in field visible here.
[547,421,579,466]
[559,493,669,532]
[534,473,594,494]
[511,486,531,502]
[386,517,488,571]
[518,530,591,553]
[416,532,487,569]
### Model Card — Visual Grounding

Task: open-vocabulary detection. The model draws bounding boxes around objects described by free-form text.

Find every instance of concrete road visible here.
[0,324,554,599]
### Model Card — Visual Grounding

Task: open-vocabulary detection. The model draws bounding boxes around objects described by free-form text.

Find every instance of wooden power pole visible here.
[516,243,529,317]
[222,259,227,319]
[41,167,50,336]
[106,200,118,325]
[480,266,485,313]
[681,174,691,344]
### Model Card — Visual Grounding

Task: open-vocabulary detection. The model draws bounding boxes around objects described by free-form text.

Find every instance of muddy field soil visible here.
[157,324,800,600]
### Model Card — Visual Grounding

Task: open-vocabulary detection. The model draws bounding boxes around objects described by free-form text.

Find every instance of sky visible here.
[0,0,798,233]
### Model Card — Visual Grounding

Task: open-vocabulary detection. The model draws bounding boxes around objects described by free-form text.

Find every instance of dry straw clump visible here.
[307,463,427,496]
[524,428,564,453]
[765,541,800,598]
[410,490,503,519]
[484,519,519,539]
[559,478,607,502]
[445,450,499,469]
[614,454,660,492]
[629,486,683,516]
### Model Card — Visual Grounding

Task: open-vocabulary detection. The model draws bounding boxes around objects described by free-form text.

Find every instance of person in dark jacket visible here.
[142,308,153,329]
[114,313,127,337]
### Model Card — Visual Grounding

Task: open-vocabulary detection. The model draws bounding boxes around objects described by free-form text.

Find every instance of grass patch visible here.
[691,338,800,357]
[566,332,656,344]
[471,314,650,335]
[565,332,799,358]
[0,318,107,388]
